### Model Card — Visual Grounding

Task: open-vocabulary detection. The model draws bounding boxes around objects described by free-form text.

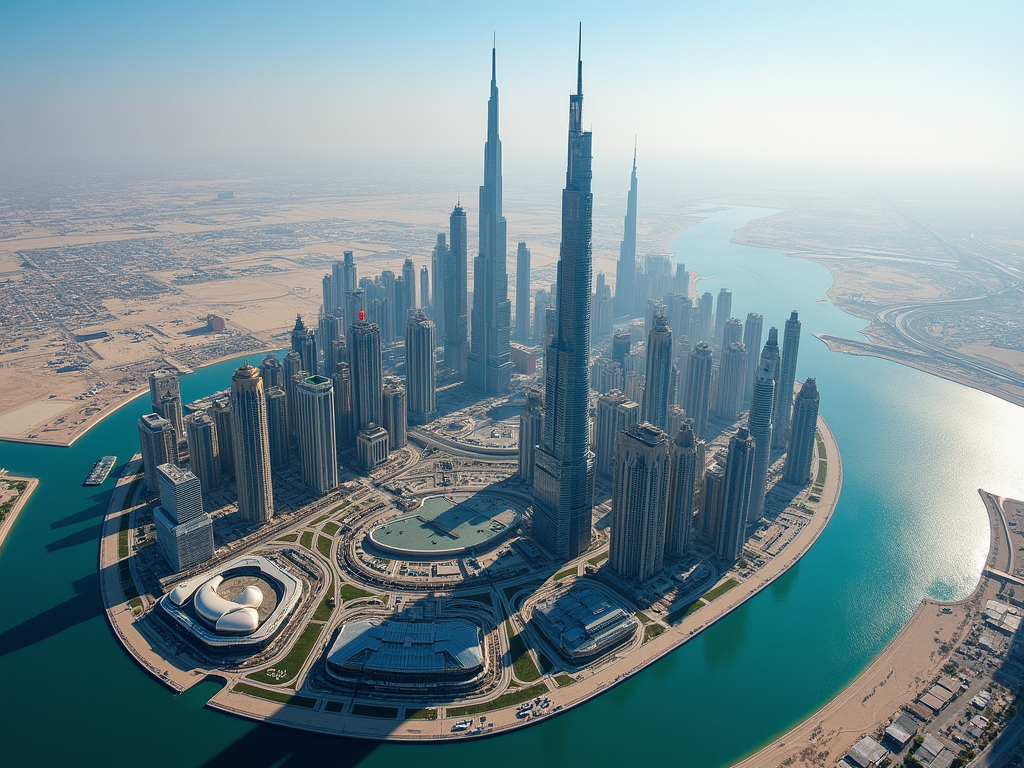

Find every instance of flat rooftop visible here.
[368,494,521,557]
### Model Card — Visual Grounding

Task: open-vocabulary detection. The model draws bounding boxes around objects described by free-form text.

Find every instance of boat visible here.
[84,456,117,486]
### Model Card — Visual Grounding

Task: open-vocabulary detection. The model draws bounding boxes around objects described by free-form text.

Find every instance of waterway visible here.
[0,206,1021,767]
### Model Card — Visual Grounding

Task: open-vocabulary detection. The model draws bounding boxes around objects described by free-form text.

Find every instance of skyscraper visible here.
[431,233,448,343]
[350,314,384,434]
[722,317,743,348]
[666,403,686,440]
[343,290,365,346]
[283,350,305,449]
[698,292,714,344]
[714,341,748,421]
[612,332,632,371]
[444,204,469,378]
[290,315,317,375]
[331,363,355,449]
[211,398,233,476]
[518,387,544,483]
[665,292,691,346]
[230,363,274,525]
[666,419,698,558]
[342,250,357,293]
[318,311,345,375]
[613,147,637,318]
[714,288,732,349]
[784,378,820,487]
[747,335,778,524]
[742,313,764,407]
[265,386,289,469]
[149,371,184,439]
[594,389,640,477]
[295,375,338,495]
[323,272,337,315]
[773,311,802,451]
[259,353,284,390]
[718,427,755,562]
[382,382,407,449]
[419,265,430,311]
[697,462,725,543]
[402,258,417,313]
[138,412,179,493]
[405,310,436,425]
[683,342,714,438]
[468,46,513,395]
[184,411,220,507]
[153,463,214,573]
[514,242,532,343]
[533,288,552,345]
[592,272,613,342]
[609,422,669,584]
[159,393,184,447]
[642,314,673,431]
[532,33,596,560]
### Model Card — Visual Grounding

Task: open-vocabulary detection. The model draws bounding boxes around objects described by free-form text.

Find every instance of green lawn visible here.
[276,533,298,543]
[245,623,323,685]
[587,551,609,566]
[406,708,437,720]
[351,703,398,718]
[447,683,549,717]
[553,565,578,581]
[703,578,740,602]
[299,530,313,549]
[233,683,316,708]
[339,583,375,602]
[507,622,541,682]
[313,578,335,622]
[815,460,827,485]
[643,624,666,643]
[635,611,652,624]
[311,514,330,526]
[322,522,340,537]
[316,535,333,558]
[554,673,575,688]
[666,599,706,626]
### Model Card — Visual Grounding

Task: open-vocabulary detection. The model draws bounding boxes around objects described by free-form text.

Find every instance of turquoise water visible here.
[1,206,1022,767]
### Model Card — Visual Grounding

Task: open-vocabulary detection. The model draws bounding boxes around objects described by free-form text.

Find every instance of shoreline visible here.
[730,488,1013,768]
[818,334,1024,410]
[0,475,39,553]
[100,412,842,742]
[724,225,1024,411]
[0,346,277,449]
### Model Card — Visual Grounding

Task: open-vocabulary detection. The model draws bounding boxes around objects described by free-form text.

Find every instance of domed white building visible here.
[160,555,302,651]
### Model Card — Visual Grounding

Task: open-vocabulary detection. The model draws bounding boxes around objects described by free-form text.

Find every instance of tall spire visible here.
[633,137,637,172]
[576,22,583,96]
[491,35,496,86]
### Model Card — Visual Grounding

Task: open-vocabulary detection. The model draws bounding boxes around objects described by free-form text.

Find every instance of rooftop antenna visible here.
[577,22,583,96]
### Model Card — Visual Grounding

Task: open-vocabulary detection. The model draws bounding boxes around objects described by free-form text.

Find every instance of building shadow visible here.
[199,721,379,768]
[50,492,112,530]
[0,573,100,657]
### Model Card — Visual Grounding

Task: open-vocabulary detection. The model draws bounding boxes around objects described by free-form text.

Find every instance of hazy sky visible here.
[1,1,1021,183]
